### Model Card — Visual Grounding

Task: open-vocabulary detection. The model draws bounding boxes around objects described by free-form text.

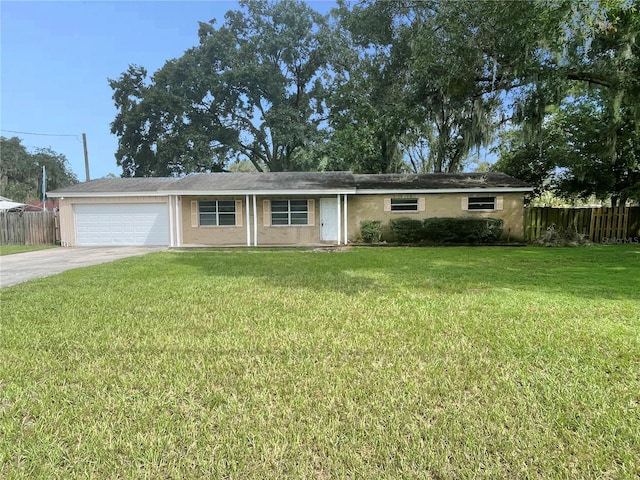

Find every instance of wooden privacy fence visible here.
[590,207,629,242]
[525,206,640,242]
[0,211,59,245]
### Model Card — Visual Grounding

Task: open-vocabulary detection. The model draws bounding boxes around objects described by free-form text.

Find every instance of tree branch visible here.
[565,71,614,89]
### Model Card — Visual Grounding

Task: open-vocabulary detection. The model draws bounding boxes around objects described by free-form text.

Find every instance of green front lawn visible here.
[0,244,56,255]
[2,246,639,478]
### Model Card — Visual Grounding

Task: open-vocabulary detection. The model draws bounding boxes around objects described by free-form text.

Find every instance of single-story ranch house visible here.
[48,172,533,247]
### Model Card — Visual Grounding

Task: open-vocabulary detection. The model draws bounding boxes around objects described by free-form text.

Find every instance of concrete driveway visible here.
[0,246,166,288]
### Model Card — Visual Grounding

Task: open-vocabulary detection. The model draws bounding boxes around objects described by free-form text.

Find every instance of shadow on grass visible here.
[166,245,640,302]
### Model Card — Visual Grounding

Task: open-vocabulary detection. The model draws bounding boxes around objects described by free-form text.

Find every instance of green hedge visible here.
[423,217,504,244]
[360,220,382,243]
[389,218,425,243]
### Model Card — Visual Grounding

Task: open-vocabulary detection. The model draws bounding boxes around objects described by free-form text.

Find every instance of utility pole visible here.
[42,165,47,211]
[82,133,90,182]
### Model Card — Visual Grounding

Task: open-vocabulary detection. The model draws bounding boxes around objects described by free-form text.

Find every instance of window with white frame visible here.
[199,200,236,226]
[390,198,419,212]
[271,199,308,225]
[467,197,496,210]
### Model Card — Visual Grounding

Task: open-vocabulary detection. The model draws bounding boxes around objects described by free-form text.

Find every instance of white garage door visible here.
[74,204,169,246]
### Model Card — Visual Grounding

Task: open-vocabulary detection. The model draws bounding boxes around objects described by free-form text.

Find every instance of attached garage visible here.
[74,203,169,246]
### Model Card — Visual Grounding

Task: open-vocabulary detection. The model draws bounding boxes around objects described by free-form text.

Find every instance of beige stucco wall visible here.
[57,196,168,246]
[181,195,324,246]
[59,191,526,247]
[347,192,526,241]
[181,196,247,246]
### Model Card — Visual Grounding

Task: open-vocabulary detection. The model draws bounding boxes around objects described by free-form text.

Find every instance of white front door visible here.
[320,198,338,241]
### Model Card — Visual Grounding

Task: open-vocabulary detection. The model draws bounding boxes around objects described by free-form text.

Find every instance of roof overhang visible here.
[0,202,28,211]
[163,189,357,196]
[356,187,534,194]
[47,191,170,198]
[49,186,532,198]
[50,189,358,198]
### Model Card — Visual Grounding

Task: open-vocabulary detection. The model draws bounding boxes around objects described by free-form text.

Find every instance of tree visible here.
[324,1,410,173]
[0,137,78,202]
[334,0,639,194]
[110,0,335,176]
[496,0,640,205]
[495,94,640,204]
[329,0,542,174]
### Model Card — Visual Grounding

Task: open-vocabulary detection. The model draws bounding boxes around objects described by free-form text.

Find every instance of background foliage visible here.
[108,0,640,204]
[0,137,78,203]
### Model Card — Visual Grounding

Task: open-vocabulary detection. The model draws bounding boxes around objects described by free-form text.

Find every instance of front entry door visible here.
[320,198,338,241]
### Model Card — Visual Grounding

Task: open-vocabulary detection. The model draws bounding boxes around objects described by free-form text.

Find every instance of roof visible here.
[47,177,177,196]
[48,172,532,197]
[0,196,28,211]
[168,172,356,194]
[354,172,530,190]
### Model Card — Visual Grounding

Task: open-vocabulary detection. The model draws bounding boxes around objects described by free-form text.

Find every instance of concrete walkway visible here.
[0,246,166,288]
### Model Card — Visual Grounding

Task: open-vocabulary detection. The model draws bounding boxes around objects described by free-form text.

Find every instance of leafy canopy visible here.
[110,0,334,176]
[108,0,639,205]
[0,137,78,203]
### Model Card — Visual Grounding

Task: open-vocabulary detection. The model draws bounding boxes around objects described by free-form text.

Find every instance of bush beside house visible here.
[359,217,505,245]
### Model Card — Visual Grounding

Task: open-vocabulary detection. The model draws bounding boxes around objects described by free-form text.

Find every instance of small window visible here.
[199,200,236,226]
[391,198,419,212]
[468,197,496,210]
[271,199,308,226]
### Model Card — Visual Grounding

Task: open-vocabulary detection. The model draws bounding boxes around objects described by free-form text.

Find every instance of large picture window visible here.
[199,200,236,226]
[271,199,308,226]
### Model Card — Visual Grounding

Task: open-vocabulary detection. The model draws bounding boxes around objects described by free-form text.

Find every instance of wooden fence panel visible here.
[0,211,58,245]
[524,207,592,241]
[590,207,629,242]
[525,206,635,243]
[628,207,640,238]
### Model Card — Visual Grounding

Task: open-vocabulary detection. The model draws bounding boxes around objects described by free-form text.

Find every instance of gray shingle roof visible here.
[48,171,531,196]
[167,172,356,192]
[49,177,177,195]
[354,172,530,190]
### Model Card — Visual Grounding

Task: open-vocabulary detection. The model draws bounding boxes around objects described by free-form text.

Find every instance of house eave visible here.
[163,189,357,196]
[356,187,534,194]
[47,191,170,198]
[49,186,532,198]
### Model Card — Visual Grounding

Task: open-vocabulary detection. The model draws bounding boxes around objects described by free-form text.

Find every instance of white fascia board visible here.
[47,191,169,198]
[356,187,534,194]
[162,189,357,196]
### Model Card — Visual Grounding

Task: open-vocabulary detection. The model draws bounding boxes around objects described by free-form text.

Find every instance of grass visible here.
[1,246,639,479]
[0,245,56,256]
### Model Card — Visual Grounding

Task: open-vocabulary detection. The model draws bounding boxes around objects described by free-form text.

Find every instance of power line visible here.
[1,128,79,138]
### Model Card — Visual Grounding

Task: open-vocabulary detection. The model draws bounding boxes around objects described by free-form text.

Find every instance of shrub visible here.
[389,218,425,243]
[359,220,382,243]
[380,223,395,243]
[423,217,504,244]
[532,224,591,247]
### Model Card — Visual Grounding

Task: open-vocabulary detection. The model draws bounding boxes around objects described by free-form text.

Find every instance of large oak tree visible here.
[110,0,334,176]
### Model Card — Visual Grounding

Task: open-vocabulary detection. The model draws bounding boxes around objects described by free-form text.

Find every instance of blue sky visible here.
[1,1,335,180]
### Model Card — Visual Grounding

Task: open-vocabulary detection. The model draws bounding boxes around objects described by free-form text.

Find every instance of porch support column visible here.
[168,195,175,247]
[253,195,258,246]
[176,196,183,247]
[336,194,341,245]
[343,194,348,245]
[245,194,251,246]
